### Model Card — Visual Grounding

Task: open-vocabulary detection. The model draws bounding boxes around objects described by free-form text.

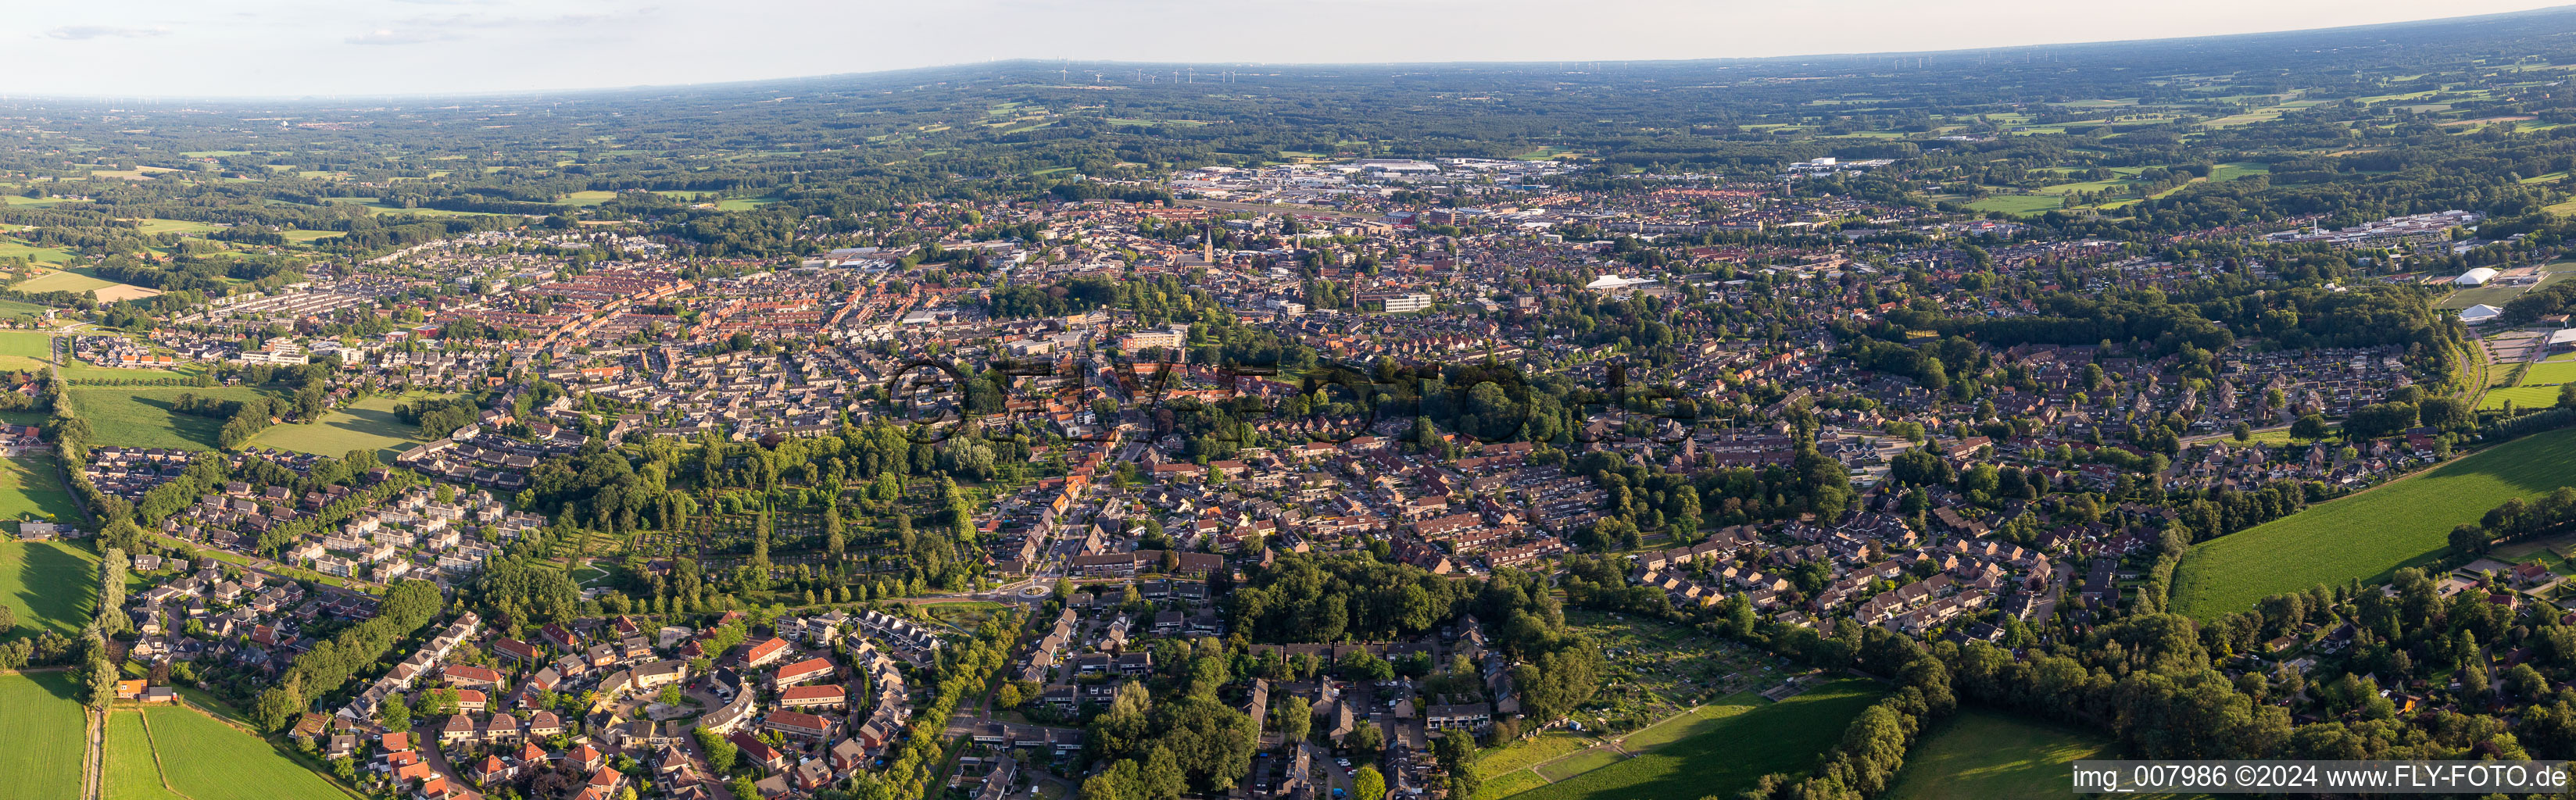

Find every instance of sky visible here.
[13,0,2574,98]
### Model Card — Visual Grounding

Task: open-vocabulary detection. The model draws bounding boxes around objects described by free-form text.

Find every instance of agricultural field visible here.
[2173,426,2576,619]
[0,671,87,800]
[127,219,222,235]
[0,240,77,264]
[14,268,121,295]
[67,385,272,451]
[0,298,55,323]
[1505,680,1885,800]
[141,706,357,800]
[246,394,437,460]
[0,330,52,372]
[1881,710,2116,800]
[0,454,83,525]
[1,538,98,636]
[107,711,188,800]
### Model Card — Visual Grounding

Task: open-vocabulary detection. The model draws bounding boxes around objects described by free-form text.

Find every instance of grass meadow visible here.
[142,706,357,800]
[1,538,98,637]
[1881,709,2116,800]
[246,395,435,460]
[0,330,50,373]
[107,710,188,800]
[0,671,87,800]
[2172,426,2576,619]
[1506,680,1884,800]
[14,269,120,295]
[68,385,271,450]
[0,454,83,525]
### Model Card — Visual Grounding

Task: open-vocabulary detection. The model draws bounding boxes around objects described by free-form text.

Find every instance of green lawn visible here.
[142,706,357,800]
[109,710,188,800]
[1508,680,1885,800]
[1882,709,2116,800]
[246,395,434,460]
[2174,426,2576,619]
[67,385,272,450]
[1477,771,1551,800]
[2481,384,2564,412]
[1533,748,1623,782]
[1475,732,1594,781]
[0,671,87,800]
[2524,360,2576,385]
[1617,701,1755,750]
[0,454,82,526]
[1,538,98,637]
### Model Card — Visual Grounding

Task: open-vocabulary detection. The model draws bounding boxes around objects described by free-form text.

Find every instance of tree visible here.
[696,726,739,773]
[84,634,118,709]
[1433,730,1479,798]
[1275,695,1311,742]
[378,697,412,732]
[2291,413,2328,441]
[254,684,302,732]
[1352,765,1386,800]
[1346,720,1384,757]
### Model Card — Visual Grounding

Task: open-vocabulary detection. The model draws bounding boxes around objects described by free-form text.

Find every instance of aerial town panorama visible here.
[13,5,2576,800]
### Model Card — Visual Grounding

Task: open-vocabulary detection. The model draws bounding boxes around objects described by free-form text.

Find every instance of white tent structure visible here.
[2456,267,2499,286]
[2460,304,2505,325]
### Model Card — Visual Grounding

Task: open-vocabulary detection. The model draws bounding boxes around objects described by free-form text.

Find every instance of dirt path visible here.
[82,707,102,800]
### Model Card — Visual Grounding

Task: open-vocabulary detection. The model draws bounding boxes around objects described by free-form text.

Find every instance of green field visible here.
[0,455,81,526]
[15,270,120,295]
[1533,748,1623,781]
[1507,680,1885,800]
[0,298,55,322]
[130,219,221,235]
[142,706,356,800]
[0,241,77,264]
[247,395,435,460]
[2481,384,2565,411]
[108,711,188,800]
[1965,195,2066,215]
[0,330,50,373]
[1,538,98,637]
[68,385,271,451]
[1882,709,2116,800]
[1474,731,1594,790]
[2173,426,2576,618]
[2524,360,2576,385]
[0,671,87,800]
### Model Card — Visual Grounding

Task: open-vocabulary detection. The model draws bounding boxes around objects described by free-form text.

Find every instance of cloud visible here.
[42,25,170,41]
[346,27,457,45]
